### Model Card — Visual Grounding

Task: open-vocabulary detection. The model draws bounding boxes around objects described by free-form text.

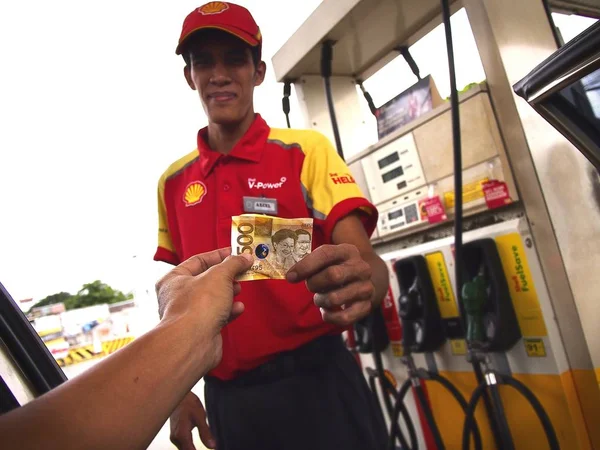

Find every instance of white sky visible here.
[0,2,595,308]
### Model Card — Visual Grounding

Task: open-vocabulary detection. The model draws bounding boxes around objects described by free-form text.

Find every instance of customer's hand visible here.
[156,247,253,370]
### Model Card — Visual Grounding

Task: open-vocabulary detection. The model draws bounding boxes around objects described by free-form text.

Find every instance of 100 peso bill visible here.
[231,214,314,281]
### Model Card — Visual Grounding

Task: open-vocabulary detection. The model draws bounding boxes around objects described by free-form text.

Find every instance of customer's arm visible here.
[0,248,252,450]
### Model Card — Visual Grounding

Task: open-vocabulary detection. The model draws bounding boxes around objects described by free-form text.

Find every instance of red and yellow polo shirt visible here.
[154,114,378,380]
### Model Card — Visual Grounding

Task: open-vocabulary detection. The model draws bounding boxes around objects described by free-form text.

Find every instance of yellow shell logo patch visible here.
[198,2,229,15]
[183,181,207,207]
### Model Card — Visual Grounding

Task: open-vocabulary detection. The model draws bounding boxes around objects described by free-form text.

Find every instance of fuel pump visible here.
[272,1,600,448]
[458,239,560,450]
[387,256,483,450]
[430,1,561,448]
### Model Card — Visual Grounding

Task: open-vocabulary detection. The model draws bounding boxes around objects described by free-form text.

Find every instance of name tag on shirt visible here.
[243,196,278,215]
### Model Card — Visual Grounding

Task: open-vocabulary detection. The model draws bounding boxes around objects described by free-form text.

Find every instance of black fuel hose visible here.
[357,80,377,116]
[381,375,419,450]
[439,0,505,446]
[282,80,291,128]
[388,379,445,450]
[489,380,515,449]
[367,374,392,444]
[370,372,417,450]
[368,318,418,450]
[503,377,560,450]
[461,382,487,450]
[388,378,415,450]
[321,40,344,160]
[398,46,422,81]
[461,374,560,450]
[427,372,483,450]
[472,360,504,448]
[414,381,445,450]
[372,338,395,418]
[388,372,483,450]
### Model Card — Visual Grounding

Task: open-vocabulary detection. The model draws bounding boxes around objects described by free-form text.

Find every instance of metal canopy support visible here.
[272,0,599,85]
[271,0,463,82]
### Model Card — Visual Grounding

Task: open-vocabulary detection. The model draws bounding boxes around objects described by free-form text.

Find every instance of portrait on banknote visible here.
[231,214,314,281]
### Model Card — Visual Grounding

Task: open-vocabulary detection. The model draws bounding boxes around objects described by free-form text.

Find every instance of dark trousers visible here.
[204,335,388,450]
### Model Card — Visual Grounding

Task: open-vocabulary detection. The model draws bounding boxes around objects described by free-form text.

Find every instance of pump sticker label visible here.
[381,286,403,357]
[483,180,512,209]
[425,251,459,318]
[443,178,489,209]
[391,343,404,357]
[524,338,547,357]
[419,196,447,224]
[450,339,467,356]
[495,233,548,337]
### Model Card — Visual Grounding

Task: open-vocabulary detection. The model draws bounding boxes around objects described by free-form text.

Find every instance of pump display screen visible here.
[382,166,404,183]
[388,209,403,221]
[377,152,400,169]
[404,204,419,223]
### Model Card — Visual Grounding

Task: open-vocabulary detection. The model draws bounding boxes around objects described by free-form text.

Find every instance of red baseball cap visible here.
[176,2,262,57]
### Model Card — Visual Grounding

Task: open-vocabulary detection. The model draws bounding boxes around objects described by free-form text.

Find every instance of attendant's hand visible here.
[287,243,374,326]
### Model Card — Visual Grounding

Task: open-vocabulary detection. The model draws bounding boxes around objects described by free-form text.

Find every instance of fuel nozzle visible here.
[461,269,488,347]
[398,277,421,321]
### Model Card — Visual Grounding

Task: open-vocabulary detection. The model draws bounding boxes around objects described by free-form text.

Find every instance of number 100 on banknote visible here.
[231,214,314,281]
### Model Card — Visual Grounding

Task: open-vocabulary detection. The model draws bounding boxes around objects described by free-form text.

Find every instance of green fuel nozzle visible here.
[461,274,488,345]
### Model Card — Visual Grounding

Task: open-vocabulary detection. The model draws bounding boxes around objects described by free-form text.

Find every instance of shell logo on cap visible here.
[183,181,207,207]
[198,2,230,15]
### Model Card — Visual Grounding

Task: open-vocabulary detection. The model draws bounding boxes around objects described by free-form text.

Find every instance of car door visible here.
[514,20,600,172]
[0,281,66,414]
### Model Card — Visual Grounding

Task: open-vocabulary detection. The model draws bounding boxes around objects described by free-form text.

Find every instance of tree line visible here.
[30,280,133,313]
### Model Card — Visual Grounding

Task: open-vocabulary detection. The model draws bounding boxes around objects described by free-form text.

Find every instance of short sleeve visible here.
[300,132,378,241]
[153,176,180,266]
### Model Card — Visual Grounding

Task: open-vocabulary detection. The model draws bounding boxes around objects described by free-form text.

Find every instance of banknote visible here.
[231,214,314,281]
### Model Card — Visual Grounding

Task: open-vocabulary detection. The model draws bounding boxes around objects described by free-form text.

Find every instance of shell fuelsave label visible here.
[425,251,459,318]
[494,233,548,337]
[425,251,467,355]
